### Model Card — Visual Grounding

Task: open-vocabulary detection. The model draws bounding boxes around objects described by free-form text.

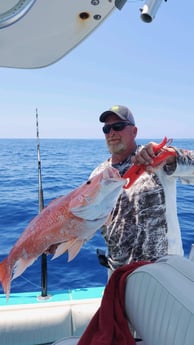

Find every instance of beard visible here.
[107,141,126,154]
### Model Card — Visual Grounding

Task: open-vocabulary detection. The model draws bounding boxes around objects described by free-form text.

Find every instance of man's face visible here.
[103,114,137,154]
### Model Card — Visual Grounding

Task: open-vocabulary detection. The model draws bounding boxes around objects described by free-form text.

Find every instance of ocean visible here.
[0,138,194,295]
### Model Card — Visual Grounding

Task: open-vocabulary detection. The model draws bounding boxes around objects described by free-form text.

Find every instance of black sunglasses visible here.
[102,121,133,134]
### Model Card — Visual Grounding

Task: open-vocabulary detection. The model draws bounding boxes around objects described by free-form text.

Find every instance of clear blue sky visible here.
[0,1,194,139]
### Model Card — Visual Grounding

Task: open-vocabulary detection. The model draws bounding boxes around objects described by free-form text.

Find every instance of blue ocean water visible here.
[0,138,194,296]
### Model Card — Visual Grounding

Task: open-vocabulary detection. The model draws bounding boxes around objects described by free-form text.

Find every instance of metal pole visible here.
[36,108,48,298]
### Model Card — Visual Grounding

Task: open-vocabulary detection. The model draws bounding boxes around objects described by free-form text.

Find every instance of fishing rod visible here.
[36,108,48,298]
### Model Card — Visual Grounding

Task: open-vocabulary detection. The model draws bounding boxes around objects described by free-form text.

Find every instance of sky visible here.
[0,0,194,139]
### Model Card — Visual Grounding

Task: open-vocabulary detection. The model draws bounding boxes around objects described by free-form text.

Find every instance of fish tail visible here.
[0,258,12,301]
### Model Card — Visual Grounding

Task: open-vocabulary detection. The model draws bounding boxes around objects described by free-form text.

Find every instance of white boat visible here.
[1,2,194,345]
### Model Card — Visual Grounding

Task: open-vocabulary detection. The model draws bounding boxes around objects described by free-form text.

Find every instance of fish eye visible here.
[86,180,91,184]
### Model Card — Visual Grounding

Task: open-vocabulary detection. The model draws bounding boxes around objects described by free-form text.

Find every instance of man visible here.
[90,105,194,272]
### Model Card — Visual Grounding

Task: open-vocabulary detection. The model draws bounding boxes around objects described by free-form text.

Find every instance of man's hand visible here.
[132,142,176,167]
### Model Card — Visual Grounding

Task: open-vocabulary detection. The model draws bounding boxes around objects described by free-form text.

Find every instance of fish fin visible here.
[12,257,36,280]
[51,240,75,260]
[0,258,12,301]
[68,239,84,262]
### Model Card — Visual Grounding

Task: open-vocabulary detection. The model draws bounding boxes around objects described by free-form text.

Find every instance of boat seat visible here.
[125,255,194,345]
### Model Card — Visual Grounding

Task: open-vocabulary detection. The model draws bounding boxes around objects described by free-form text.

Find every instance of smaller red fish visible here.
[123,137,177,188]
[0,167,126,300]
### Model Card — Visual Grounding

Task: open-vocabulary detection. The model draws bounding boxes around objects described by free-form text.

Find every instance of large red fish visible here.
[0,167,126,300]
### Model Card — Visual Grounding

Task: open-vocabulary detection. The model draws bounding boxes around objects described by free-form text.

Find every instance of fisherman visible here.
[91,105,194,275]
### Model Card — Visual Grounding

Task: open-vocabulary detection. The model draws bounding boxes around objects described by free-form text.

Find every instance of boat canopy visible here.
[0,0,165,69]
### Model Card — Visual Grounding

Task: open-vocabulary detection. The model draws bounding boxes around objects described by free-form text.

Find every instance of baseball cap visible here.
[99,105,135,125]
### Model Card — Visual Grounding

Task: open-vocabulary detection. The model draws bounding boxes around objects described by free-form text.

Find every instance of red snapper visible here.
[0,167,126,299]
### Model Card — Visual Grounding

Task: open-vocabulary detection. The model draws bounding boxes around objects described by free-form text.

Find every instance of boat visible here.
[1,1,194,345]
[1,254,194,345]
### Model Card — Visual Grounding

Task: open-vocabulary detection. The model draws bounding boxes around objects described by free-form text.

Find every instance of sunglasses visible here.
[102,121,133,134]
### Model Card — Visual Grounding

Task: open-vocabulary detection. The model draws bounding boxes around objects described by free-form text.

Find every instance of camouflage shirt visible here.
[90,145,194,269]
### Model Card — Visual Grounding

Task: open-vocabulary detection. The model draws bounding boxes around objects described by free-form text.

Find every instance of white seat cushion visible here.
[125,255,194,345]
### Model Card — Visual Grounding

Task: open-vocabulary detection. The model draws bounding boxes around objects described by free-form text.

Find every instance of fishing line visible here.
[19,274,41,289]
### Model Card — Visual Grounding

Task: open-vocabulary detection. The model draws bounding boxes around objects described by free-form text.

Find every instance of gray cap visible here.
[99,105,135,125]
